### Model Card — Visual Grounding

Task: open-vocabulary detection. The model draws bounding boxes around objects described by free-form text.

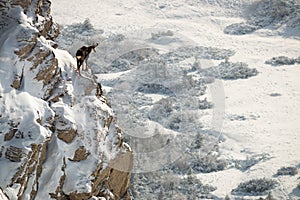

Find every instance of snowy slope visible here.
[53,0,300,199]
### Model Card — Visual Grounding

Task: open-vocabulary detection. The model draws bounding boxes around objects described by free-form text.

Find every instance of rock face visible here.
[0,1,132,199]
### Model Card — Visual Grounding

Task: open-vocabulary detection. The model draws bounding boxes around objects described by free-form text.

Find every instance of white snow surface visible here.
[51,0,300,199]
[0,0,294,199]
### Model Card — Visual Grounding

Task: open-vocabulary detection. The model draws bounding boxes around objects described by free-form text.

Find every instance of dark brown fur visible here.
[75,43,98,74]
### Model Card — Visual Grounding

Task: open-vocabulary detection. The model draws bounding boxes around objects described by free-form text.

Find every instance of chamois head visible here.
[90,43,99,53]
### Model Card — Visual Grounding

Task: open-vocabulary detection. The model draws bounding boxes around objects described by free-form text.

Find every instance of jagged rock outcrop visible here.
[0,1,132,200]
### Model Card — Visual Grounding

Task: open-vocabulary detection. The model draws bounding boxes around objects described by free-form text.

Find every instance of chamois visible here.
[75,43,98,75]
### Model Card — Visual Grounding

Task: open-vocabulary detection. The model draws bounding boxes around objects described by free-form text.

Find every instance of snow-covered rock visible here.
[224,0,300,37]
[265,55,299,66]
[0,1,132,199]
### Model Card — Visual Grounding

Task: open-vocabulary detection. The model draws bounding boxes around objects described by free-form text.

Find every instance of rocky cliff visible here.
[0,0,132,199]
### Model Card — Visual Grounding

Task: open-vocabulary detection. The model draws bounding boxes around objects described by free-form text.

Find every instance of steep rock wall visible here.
[0,1,132,199]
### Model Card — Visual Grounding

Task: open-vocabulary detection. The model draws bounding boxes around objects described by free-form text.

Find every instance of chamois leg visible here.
[76,56,82,76]
[84,54,90,71]
[84,59,89,72]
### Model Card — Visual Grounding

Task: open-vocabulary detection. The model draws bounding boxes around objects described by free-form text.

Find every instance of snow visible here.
[0,0,297,199]
[51,0,300,198]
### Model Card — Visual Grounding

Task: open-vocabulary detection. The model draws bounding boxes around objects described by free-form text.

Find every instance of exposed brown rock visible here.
[5,146,26,162]
[85,79,97,96]
[49,93,62,103]
[35,56,58,85]
[69,146,90,162]
[4,128,18,141]
[54,150,133,200]
[104,116,114,129]
[107,152,133,199]
[35,0,60,39]
[15,34,38,60]
[39,17,56,38]
[11,75,22,89]
[0,146,4,158]
[28,49,51,70]
[57,129,77,144]
[10,0,59,40]
[43,66,62,100]
[92,151,133,200]
[68,192,90,200]
[96,82,103,97]
[49,157,67,199]
[11,65,24,90]
[8,141,51,200]
[11,0,31,13]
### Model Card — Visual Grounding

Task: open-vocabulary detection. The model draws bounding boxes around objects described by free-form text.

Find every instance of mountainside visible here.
[0,1,132,199]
